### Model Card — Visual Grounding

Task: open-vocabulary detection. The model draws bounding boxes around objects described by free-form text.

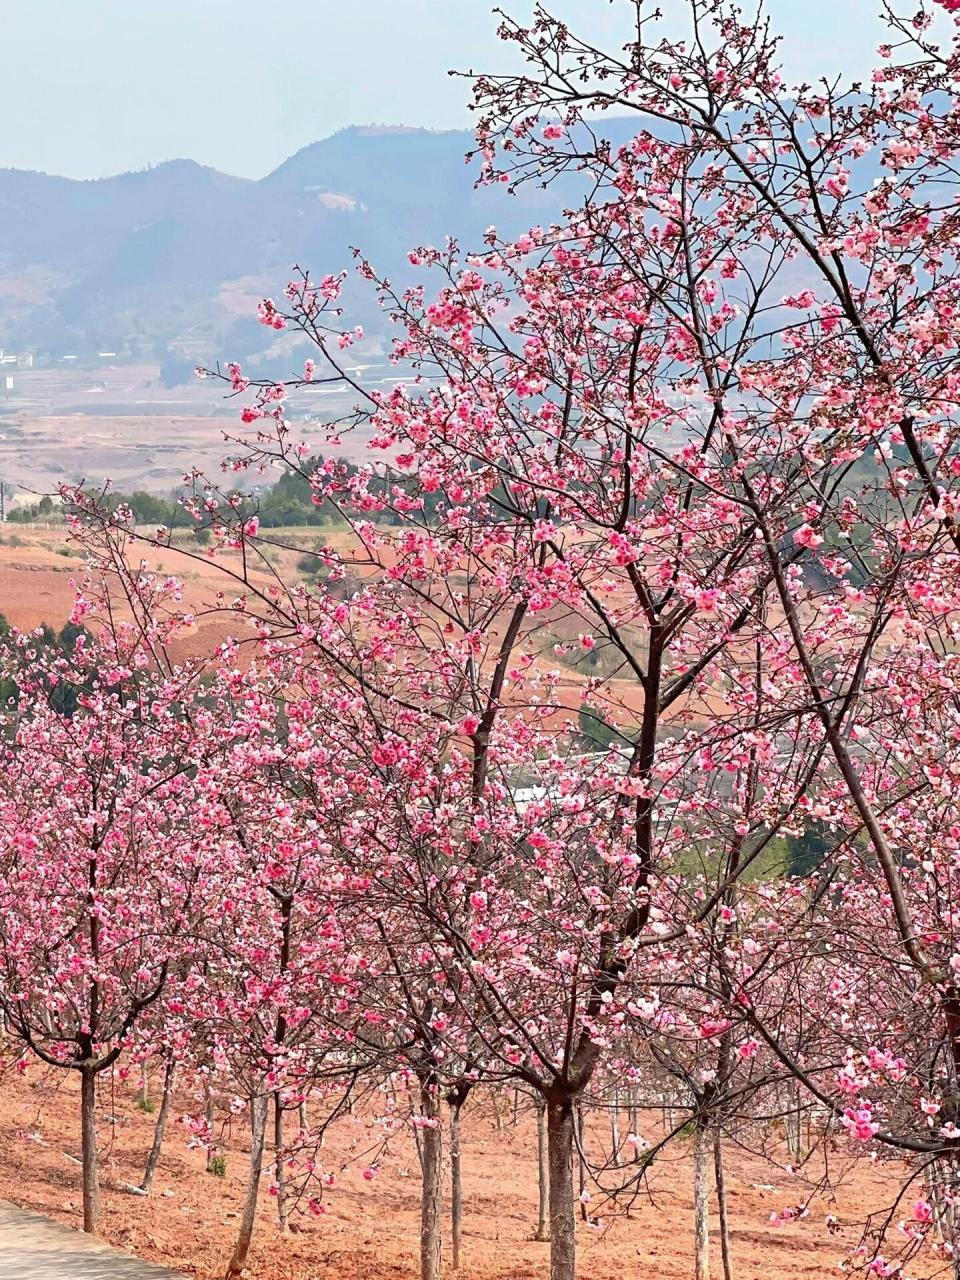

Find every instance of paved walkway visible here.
[0,1201,187,1279]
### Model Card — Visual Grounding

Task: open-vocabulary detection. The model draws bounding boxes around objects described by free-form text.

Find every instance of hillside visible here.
[0,123,632,361]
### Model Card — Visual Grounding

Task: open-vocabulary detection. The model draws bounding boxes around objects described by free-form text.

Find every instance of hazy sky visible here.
[1,1,950,180]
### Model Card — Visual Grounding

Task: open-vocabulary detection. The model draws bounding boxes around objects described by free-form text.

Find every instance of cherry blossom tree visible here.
[0,623,217,1233]
[57,1,960,1277]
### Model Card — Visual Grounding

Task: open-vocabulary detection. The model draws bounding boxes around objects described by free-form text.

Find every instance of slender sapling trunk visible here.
[140,1055,175,1193]
[80,1067,100,1235]
[714,1127,732,1280]
[223,1091,268,1280]
[535,1096,549,1241]
[205,1082,216,1173]
[693,1122,711,1280]
[274,1093,288,1233]
[576,1103,587,1222]
[419,1077,443,1280]
[450,1098,463,1271]
[609,1087,621,1168]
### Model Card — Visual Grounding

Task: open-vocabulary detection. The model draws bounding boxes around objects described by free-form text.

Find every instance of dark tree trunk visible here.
[535,1096,549,1241]
[450,1099,463,1271]
[576,1103,587,1222]
[547,1096,576,1280]
[140,1056,175,1193]
[80,1068,99,1235]
[714,1127,733,1280]
[274,1093,289,1233]
[272,892,292,1234]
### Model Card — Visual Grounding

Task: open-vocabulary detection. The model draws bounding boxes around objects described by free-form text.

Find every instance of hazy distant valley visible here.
[0,122,614,501]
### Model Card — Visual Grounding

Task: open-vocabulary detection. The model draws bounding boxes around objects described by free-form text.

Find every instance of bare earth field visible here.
[0,360,393,497]
[0,527,309,656]
[0,1067,920,1280]
[0,364,233,494]
[0,529,238,651]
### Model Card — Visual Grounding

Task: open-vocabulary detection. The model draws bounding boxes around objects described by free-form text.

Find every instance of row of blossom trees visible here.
[7,2,960,1279]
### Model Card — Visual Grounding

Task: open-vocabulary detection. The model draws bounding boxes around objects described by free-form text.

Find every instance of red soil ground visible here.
[0,1068,924,1280]
[0,528,286,662]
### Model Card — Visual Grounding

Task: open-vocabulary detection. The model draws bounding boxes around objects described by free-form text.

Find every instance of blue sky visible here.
[2,1,952,179]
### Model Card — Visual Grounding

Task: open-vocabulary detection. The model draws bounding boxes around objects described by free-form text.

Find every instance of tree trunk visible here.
[932,1158,960,1275]
[547,1096,576,1280]
[535,1097,549,1241]
[205,1082,216,1173]
[693,1123,711,1280]
[419,1079,442,1280]
[492,1091,504,1131]
[576,1103,587,1222]
[713,1127,732,1280]
[274,1093,289,1233]
[785,1083,802,1158]
[609,1087,621,1168]
[80,1068,100,1235]
[272,891,292,1237]
[298,1098,308,1134]
[140,1056,175,1193]
[412,1113,424,1167]
[223,1091,268,1280]
[450,1099,463,1271]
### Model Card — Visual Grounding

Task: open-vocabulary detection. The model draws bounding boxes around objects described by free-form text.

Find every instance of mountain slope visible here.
[0,122,657,359]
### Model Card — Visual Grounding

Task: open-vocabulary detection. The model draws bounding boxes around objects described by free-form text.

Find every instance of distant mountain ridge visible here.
[0,124,623,362]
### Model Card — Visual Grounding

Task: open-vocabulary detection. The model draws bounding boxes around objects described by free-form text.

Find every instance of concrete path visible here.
[0,1201,188,1279]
